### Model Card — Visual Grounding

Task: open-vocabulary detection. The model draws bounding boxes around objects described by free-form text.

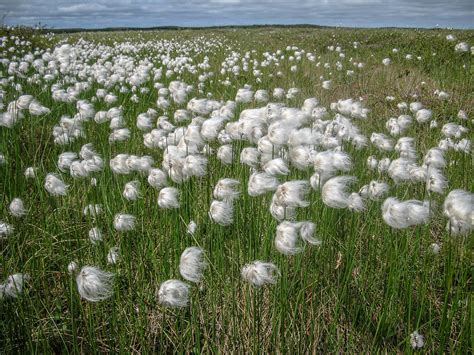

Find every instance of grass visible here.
[0,25,472,353]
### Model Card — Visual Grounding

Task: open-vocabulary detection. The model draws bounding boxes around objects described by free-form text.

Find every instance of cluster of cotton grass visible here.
[0,29,472,352]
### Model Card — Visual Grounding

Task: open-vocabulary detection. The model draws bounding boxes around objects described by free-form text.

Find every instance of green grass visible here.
[0,25,472,353]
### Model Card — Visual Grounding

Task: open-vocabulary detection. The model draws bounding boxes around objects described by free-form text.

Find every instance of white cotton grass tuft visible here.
[83,204,102,217]
[213,178,240,202]
[147,168,167,189]
[44,173,68,196]
[322,176,365,211]
[382,197,431,229]
[209,200,234,226]
[263,158,289,176]
[76,266,114,302]
[241,261,280,286]
[68,261,78,274]
[88,227,103,244]
[158,187,180,208]
[410,330,425,349]
[187,220,197,235]
[9,198,27,217]
[248,172,279,196]
[157,279,190,308]
[0,221,14,238]
[275,221,321,255]
[123,181,141,201]
[1,273,29,298]
[179,247,206,283]
[24,167,37,179]
[274,180,310,208]
[113,213,136,232]
[107,247,120,265]
[443,189,473,235]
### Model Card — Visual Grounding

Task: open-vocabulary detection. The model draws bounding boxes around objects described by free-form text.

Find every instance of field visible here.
[0,26,472,353]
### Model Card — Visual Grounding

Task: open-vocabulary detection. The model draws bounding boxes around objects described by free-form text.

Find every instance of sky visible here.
[0,0,472,29]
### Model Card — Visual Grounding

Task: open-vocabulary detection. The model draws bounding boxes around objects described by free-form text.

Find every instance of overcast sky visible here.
[1,0,472,29]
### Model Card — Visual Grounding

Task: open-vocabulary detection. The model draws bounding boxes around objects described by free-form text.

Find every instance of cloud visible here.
[58,3,108,13]
[1,0,472,28]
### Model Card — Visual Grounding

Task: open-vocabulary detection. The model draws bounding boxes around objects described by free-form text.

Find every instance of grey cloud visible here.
[1,0,472,28]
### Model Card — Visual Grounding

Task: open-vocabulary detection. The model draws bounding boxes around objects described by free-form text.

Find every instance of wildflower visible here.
[322,176,364,211]
[158,279,190,307]
[9,198,26,217]
[158,187,180,208]
[24,167,37,179]
[148,168,167,189]
[275,221,320,255]
[263,158,289,176]
[107,247,120,265]
[274,180,310,208]
[209,200,234,226]
[1,273,29,298]
[410,330,425,349]
[180,247,206,283]
[123,181,141,201]
[382,198,430,229]
[68,261,78,274]
[76,266,114,302]
[187,220,197,235]
[241,261,280,286]
[248,172,279,196]
[83,204,102,217]
[240,147,260,168]
[213,178,240,202]
[0,221,14,238]
[217,144,233,164]
[443,189,473,235]
[88,227,103,244]
[113,213,136,232]
[44,173,68,196]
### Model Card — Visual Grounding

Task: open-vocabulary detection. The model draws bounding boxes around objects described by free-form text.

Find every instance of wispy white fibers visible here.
[443,189,473,235]
[147,168,168,189]
[313,151,352,183]
[83,204,102,218]
[275,221,321,255]
[240,147,260,168]
[0,221,14,238]
[44,173,68,196]
[1,273,29,298]
[158,187,180,208]
[9,198,26,217]
[410,330,425,349]
[248,172,279,196]
[158,279,190,307]
[322,176,365,211]
[241,261,280,286]
[107,247,120,265]
[187,220,197,235]
[213,178,240,202]
[76,266,114,302]
[274,180,310,208]
[123,181,141,201]
[263,158,289,176]
[88,227,103,244]
[382,198,430,229]
[113,213,136,232]
[217,144,233,165]
[209,200,234,226]
[179,247,206,283]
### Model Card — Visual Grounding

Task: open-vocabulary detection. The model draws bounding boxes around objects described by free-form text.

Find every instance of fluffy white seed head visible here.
[113,213,136,232]
[123,181,141,201]
[248,172,279,196]
[180,247,206,283]
[274,180,310,208]
[9,198,26,217]
[209,200,234,226]
[44,173,68,196]
[241,261,280,286]
[158,187,180,208]
[382,198,430,229]
[107,247,120,265]
[213,178,240,202]
[158,279,190,308]
[88,227,103,244]
[76,266,114,302]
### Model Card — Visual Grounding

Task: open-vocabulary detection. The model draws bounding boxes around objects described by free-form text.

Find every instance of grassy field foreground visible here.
[0,26,472,352]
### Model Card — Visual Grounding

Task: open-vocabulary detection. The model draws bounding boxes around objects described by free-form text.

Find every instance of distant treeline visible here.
[45,24,330,34]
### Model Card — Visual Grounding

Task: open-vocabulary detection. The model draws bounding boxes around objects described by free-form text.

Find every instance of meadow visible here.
[0,25,472,353]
